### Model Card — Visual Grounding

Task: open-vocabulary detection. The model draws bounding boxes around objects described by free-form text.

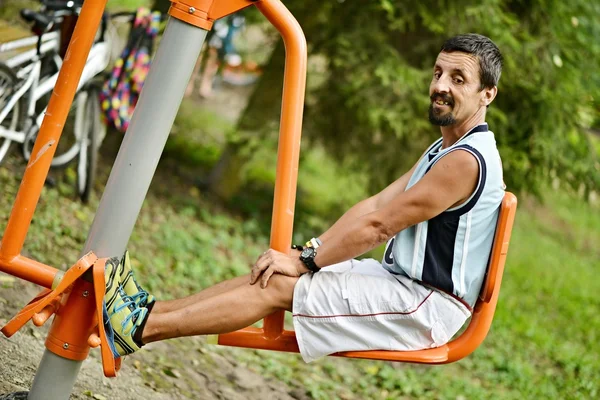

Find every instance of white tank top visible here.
[381,123,505,307]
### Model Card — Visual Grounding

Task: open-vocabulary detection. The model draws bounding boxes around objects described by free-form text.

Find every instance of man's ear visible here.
[481,86,498,107]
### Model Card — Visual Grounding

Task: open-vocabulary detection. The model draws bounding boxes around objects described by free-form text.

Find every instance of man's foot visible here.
[117,250,155,311]
[104,258,149,357]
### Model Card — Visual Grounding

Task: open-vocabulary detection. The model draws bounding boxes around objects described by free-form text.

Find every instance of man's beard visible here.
[428,92,456,126]
[428,104,456,126]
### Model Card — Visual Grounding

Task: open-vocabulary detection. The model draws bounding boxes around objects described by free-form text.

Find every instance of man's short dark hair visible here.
[440,33,503,90]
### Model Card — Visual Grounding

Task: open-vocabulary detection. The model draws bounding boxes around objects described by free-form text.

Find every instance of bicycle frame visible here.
[0,21,109,165]
[1,31,60,69]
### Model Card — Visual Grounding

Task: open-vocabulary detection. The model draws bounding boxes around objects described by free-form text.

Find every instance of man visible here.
[103,33,505,363]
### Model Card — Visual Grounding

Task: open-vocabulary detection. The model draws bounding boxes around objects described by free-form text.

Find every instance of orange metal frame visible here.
[0,0,111,290]
[0,0,306,377]
[0,0,517,378]
[0,0,112,367]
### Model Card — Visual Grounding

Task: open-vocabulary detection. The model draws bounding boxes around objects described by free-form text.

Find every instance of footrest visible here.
[0,252,122,377]
[92,257,122,377]
[1,252,98,337]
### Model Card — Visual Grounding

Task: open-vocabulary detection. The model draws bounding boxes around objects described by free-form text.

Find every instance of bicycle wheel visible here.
[0,63,23,165]
[76,86,104,203]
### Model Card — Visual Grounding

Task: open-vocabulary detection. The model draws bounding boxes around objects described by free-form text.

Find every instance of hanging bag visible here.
[100,8,161,133]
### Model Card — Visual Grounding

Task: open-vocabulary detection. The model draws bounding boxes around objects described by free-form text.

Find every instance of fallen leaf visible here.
[163,367,181,378]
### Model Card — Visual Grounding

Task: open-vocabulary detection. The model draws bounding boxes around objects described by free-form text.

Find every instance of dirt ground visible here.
[0,277,309,400]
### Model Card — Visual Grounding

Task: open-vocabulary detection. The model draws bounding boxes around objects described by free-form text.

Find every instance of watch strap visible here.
[304,237,322,249]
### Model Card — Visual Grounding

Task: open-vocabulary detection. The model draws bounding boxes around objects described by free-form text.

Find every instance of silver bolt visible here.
[63,343,69,349]
[189,7,195,13]
[82,290,89,297]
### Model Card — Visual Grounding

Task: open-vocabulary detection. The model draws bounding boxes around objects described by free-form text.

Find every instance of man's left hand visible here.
[250,249,308,288]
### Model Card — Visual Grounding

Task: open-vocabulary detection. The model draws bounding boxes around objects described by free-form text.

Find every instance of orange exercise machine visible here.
[0,0,517,399]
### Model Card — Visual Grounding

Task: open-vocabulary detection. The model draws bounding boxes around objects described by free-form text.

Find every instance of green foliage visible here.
[229,142,369,239]
[107,0,151,12]
[161,102,368,240]
[163,99,232,168]
[0,0,42,47]
[287,0,600,197]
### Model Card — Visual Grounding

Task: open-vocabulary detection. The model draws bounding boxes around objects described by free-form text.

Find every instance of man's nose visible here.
[431,75,451,94]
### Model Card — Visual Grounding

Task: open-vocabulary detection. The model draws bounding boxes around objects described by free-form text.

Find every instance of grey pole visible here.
[28,352,83,400]
[82,18,208,258]
[27,18,207,400]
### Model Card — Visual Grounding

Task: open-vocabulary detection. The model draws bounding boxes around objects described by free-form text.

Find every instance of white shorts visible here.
[292,258,471,363]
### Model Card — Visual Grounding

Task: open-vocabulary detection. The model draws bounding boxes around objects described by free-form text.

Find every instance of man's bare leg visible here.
[152,274,251,314]
[141,274,297,344]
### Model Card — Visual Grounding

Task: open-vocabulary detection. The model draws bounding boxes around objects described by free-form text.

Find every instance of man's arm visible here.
[250,149,479,287]
[318,156,421,244]
[312,150,479,268]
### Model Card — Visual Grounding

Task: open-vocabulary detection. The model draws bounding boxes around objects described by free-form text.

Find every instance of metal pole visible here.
[28,18,207,400]
[82,18,208,257]
[28,352,84,400]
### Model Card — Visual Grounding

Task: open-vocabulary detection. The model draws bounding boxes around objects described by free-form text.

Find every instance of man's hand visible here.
[250,249,308,288]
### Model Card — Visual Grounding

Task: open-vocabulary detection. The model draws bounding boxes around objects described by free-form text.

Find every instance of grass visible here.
[1,142,598,399]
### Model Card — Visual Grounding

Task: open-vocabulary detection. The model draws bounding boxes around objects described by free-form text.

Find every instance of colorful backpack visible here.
[100,8,161,133]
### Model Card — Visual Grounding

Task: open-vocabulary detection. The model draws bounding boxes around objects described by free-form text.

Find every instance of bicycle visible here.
[0,0,110,202]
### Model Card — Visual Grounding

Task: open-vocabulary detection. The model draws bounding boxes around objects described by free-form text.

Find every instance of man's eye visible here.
[453,77,464,84]
[434,72,441,79]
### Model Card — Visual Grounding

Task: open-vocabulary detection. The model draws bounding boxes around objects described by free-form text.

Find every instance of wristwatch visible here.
[299,246,320,273]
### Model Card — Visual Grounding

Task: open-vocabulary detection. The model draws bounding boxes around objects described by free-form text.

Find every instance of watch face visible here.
[301,247,314,258]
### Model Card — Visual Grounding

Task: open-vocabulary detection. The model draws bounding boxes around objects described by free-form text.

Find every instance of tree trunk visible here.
[151,0,171,14]
[207,39,286,200]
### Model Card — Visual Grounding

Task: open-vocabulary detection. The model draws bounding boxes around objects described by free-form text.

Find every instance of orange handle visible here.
[32,296,61,327]
[92,258,120,377]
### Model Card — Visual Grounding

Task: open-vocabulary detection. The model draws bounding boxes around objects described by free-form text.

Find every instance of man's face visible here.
[428,51,486,126]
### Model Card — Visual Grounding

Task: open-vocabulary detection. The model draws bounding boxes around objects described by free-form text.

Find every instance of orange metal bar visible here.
[0,255,57,288]
[257,0,307,338]
[443,192,517,363]
[217,327,300,352]
[168,0,255,29]
[0,0,107,262]
[214,0,307,344]
[37,0,109,362]
[1,252,97,339]
[1,252,122,374]
[45,279,96,361]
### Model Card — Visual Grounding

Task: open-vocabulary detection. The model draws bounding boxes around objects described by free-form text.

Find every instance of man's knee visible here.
[263,274,298,310]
